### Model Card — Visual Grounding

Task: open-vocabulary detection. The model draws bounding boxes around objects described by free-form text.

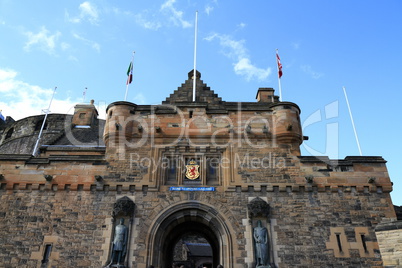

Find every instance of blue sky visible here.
[1,0,402,205]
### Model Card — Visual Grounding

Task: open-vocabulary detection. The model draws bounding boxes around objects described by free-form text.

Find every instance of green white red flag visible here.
[126,62,133,85]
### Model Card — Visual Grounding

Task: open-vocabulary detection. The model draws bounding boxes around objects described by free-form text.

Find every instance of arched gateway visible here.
[146,201,234,268]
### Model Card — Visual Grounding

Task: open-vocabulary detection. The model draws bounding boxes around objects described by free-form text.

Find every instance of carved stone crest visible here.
[185,159,200,180]
[248,197,270,219]
[112,197,135,218]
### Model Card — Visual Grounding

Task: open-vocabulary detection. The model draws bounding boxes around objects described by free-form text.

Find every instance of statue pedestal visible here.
[256,266,271,268]
[111,265,125,268]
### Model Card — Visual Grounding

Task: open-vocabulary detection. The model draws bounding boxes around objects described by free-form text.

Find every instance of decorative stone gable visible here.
[163,70,224,108]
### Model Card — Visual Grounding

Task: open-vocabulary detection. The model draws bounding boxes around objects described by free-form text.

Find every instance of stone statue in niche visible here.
[106,218,128,268]
[253,220,271,268]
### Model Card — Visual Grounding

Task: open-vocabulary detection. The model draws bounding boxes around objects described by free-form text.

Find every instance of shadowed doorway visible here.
[166,222,217,268]
[147,202,233,268]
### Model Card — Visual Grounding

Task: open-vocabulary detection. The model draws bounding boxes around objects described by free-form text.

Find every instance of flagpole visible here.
[83,87,87,103]
[125,51,135,101]
[278,72,282,101]
[124,82,128,101]
[32,86,57,156]
[343,86,362,156]
[192,11,198,102]
[276,49,283,101]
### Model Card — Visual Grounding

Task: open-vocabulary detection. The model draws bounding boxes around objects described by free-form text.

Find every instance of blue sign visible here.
[169,187,215,192]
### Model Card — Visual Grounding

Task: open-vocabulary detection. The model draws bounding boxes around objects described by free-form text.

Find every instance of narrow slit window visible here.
[361,234,368,253]
[336,233,343,252]
[189,110,193,118]
[41,244,52,264]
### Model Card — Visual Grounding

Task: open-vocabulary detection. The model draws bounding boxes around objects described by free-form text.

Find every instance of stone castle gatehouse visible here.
[0,70,399,267]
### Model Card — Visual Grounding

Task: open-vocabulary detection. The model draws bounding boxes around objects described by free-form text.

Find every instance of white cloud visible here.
[238,23,246,29]
[0,68,80,121]
[160,0,192,28]
[72,33,101,53]
[292,42,300,50]
[132,92,147,105]
[205,5,214,15]
[65,11,80,24]
[205,33,271,81]
[92,42,101,52]
[24,26,61,55]
[132,0,198,30]
[301,65,323,79]
[135,13,162,30]
[234,58,271,81]
[205,0,218,15]
[79,2,99,24]
[61,42,70,51]
[66,1,100,25]
[68,55,79,62]
[109,7,161,30]
[111,7,132,17]
[0,69,17,81]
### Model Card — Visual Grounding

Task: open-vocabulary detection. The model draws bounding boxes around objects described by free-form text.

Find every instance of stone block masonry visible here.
[376,220,402,267]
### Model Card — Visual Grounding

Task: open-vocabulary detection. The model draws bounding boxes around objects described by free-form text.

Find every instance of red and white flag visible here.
[276,51,283,78]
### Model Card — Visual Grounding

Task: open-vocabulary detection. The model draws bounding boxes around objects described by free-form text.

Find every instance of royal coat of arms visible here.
[185,160,200,180]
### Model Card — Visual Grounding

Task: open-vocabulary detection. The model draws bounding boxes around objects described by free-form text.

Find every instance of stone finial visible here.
[188,69,201,80]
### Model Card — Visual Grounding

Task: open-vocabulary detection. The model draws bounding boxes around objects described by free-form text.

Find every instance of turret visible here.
[255,88,303,150]
[271,102,303,149]
[103,101,138,148]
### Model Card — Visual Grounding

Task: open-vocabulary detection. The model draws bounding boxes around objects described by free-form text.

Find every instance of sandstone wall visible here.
[376,220,402,267]
[0,177,393,267]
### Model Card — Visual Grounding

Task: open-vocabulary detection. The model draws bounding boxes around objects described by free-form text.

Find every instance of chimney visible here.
[72,99,98,127]
[256,88,276,103]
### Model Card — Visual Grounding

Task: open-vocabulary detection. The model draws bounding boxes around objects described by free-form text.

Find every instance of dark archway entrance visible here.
[146,202,233,268]
[172,236,213,268]
[165,221,217,267]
